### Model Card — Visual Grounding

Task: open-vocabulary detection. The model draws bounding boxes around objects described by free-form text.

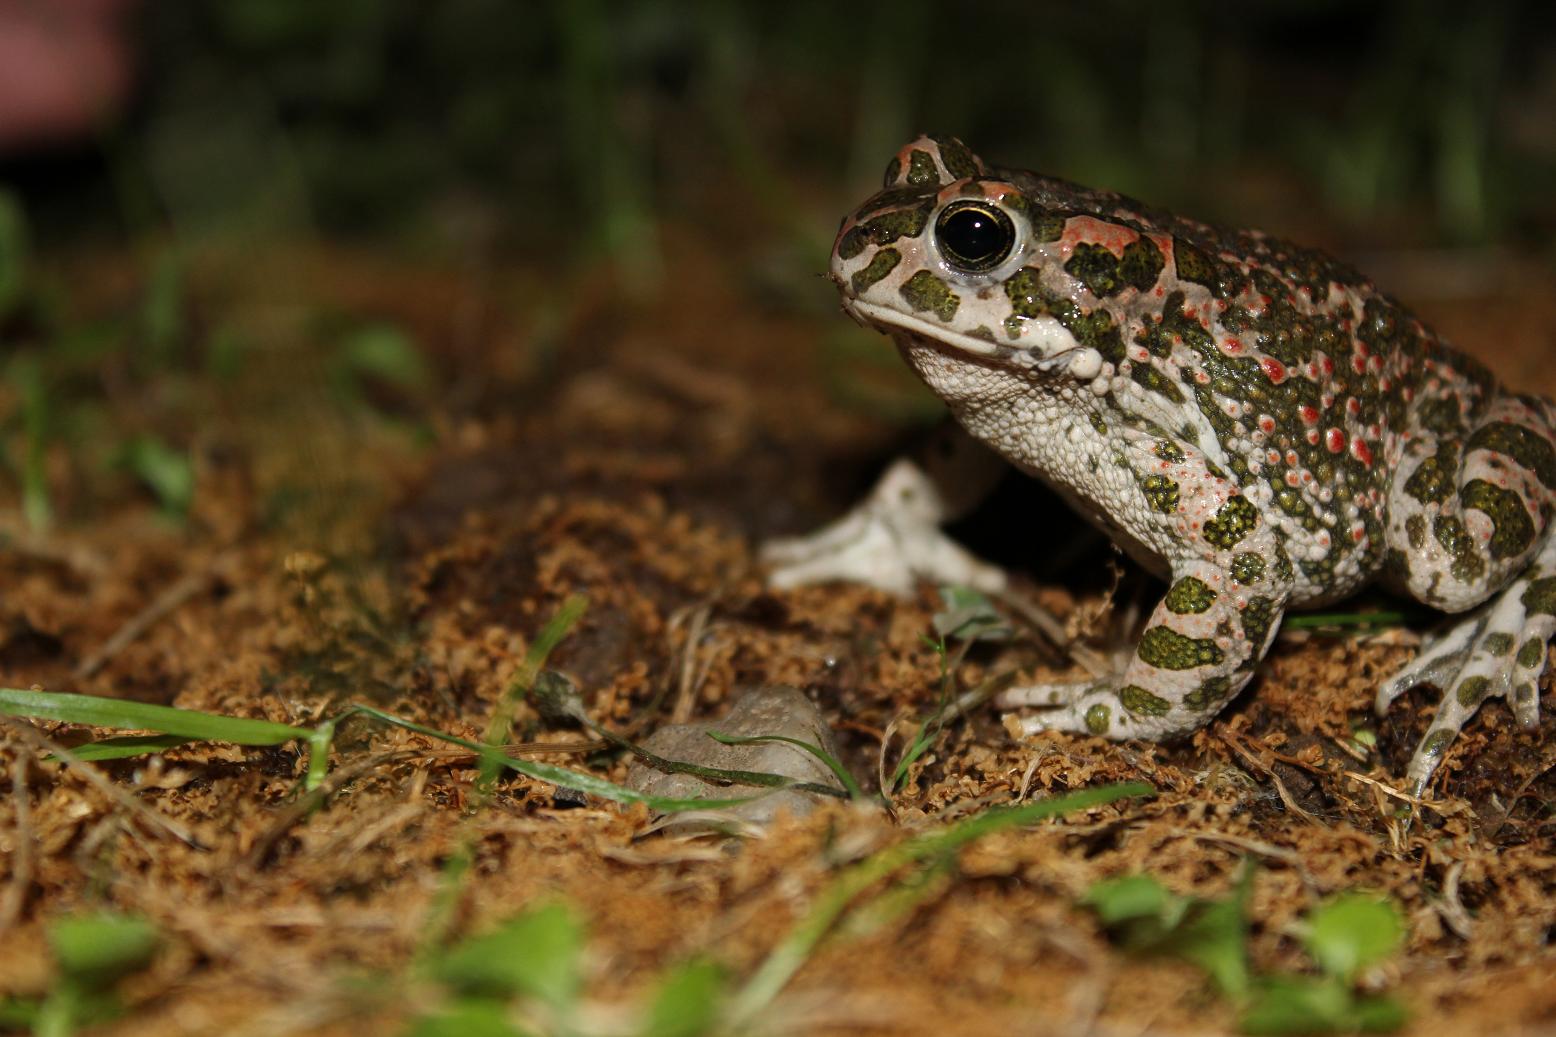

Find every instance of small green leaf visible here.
[643,959,725,1037]
[34,983,120,1037]
[1241,976,1351,1035]
[1241,975,1406,1035]
[1082,874,1185,927]
[121,435,195,517]
[1347,993,1409,1032]
[431,903,583,1008]
[1083,864,1251,999]
[48,913,159,983]
[932,586,1012,642]
[336,324,429,393]
[1176,894,1250,1000]
[405,998,532,1037]
[1303,893,1405,982]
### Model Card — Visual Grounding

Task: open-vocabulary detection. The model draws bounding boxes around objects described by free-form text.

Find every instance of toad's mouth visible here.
[847,299,1101,379]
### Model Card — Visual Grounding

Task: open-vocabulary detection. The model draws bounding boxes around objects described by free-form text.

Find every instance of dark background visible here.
[9,2,1556,251]
[2,0,1554,531]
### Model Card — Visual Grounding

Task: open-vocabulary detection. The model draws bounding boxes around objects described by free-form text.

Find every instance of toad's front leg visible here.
[999,552,1291,740]
[999,441,1294,741]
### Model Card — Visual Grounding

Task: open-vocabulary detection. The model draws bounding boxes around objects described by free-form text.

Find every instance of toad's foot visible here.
[999,678,1139,739]
[1377,563,1555,797]
[760,458,1007,595]
[998,671,1226,744]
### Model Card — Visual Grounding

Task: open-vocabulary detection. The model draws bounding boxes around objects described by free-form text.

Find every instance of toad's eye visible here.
[934,201,1016,273]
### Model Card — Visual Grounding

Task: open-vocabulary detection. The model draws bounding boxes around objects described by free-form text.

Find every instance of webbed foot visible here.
[1377,572,1553,797]
[999,679,1120,737]
[997,671,1226,743]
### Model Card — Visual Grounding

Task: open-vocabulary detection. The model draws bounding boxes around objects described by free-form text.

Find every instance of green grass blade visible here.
[838,856,956,939]
[480,595,588,786]
[304,717,339,791]
[0,688,770,812]
[49,912,160,982]
[704,731,865,801]
[342,704,763,813]
[0,688,308,744]
[729,781,1154,1024]
[417,843,475,959]
[644,958,726,1037]
[889,635,976,793]
[14,356,52,532]
[57,735,192,762]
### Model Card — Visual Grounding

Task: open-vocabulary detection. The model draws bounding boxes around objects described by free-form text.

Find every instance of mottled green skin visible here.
[1119,684,1173,717]
[823,135,1556,791]
[1203,497,1259,551]
[1138,627,1224,670]
[1231,552,1266,585]
[1457,676,1491,707]
[851,248,900,293]
[1523,577,1556,616]
[900,270,959,322]
[1482,632,1515,656]
[1084,703,1111,734]
[1165,576,1216,614]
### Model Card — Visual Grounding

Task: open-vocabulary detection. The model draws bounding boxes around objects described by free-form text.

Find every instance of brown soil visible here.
[1,225,1553,1036]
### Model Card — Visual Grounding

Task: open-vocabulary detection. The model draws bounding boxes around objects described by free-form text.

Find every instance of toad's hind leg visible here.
[1378,539,1556,795]
[1379,392,1556,794]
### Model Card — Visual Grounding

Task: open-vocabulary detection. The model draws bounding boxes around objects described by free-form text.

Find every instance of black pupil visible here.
[936,204,1014,271]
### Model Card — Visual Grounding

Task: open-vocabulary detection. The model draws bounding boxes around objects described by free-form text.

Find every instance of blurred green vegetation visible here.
[0,0,1552,532]
[14,0,1556,257]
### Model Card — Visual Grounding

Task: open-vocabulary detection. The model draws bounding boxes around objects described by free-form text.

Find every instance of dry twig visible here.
[1436,859,1475,940]
[991,587,1110,677]
[1339,769,1462,815]
[1219,729,1326,827]
[671,601,715,724]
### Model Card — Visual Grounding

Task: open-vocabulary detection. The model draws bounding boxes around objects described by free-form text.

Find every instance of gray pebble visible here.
[626,685,853,828]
